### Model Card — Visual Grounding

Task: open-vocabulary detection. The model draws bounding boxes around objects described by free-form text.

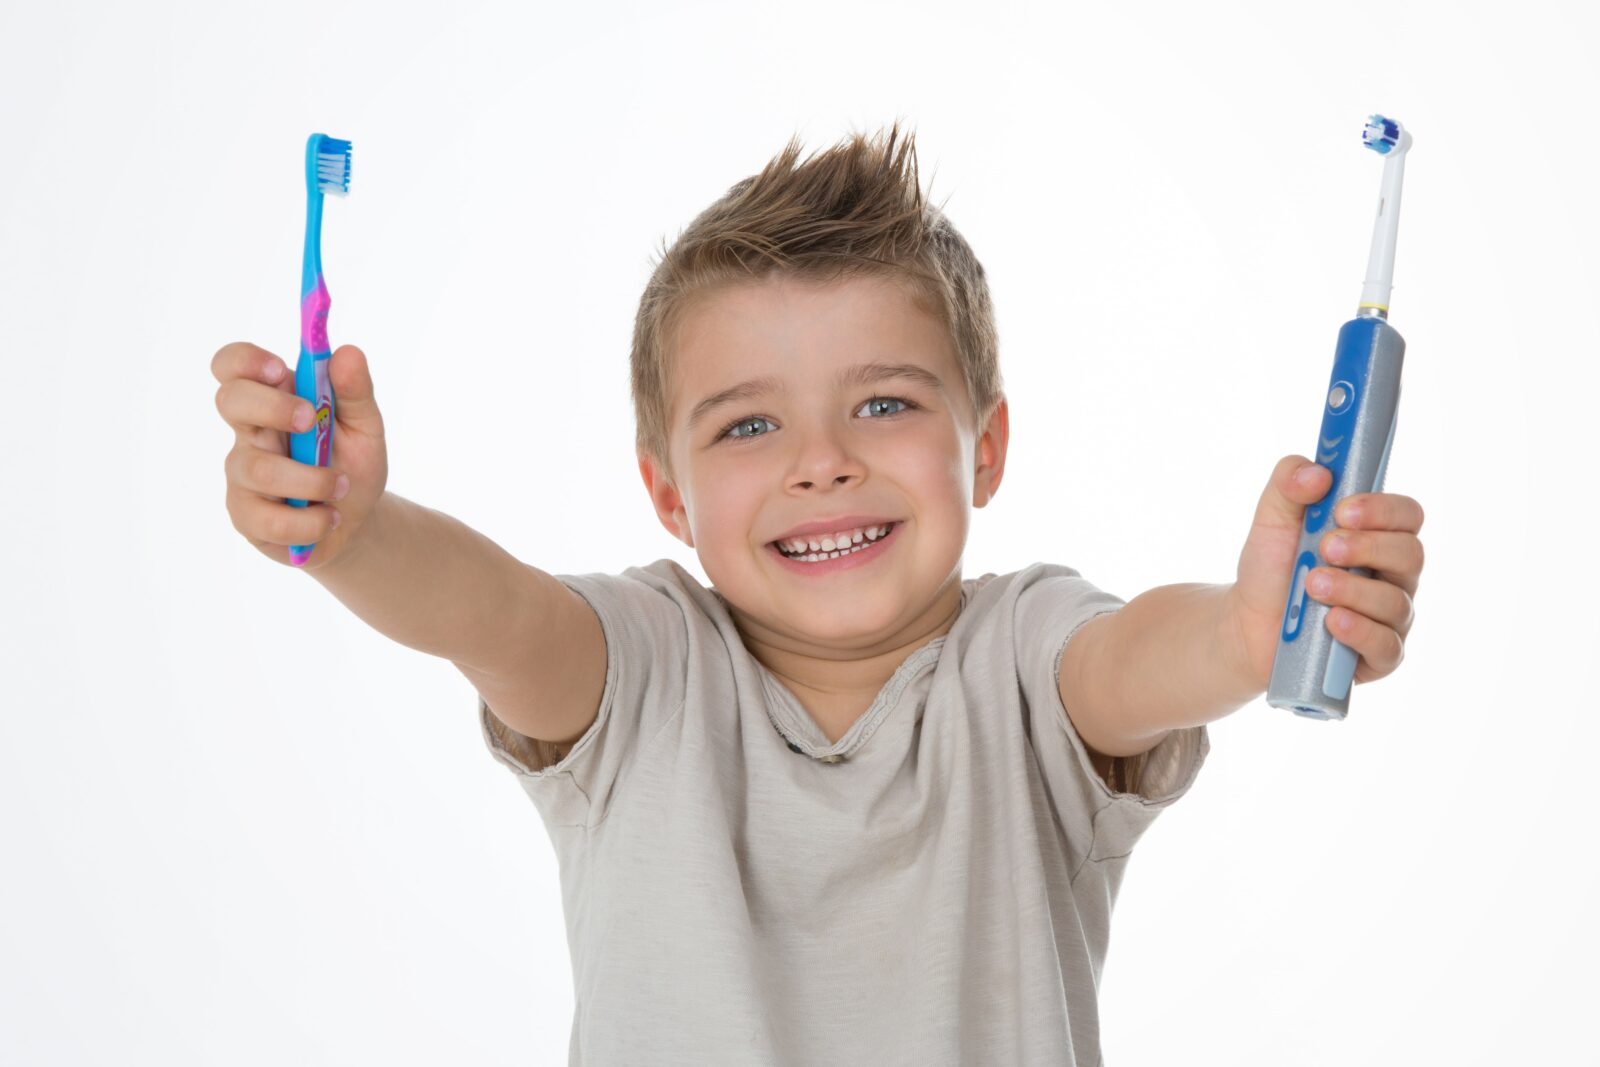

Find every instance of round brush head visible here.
[1362,114,1412,156]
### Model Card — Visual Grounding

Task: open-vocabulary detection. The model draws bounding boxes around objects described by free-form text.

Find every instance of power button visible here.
[1327,379,1355,414]
[1281,551,1315,641]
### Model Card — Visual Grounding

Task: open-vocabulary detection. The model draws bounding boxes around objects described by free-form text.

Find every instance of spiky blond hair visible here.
[629,120,1003,479]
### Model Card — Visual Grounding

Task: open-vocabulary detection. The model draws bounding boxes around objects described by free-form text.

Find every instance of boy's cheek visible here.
[682,473,767,547]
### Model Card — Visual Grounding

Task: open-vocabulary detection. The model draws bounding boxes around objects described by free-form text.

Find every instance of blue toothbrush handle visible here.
[286,131,347,567]
[1266,314,1404,720]
[287,338,334,566]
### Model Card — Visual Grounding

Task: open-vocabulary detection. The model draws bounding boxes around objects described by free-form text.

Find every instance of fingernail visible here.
[329,509,342,529]
[1338,504,1361,526]
[1296,465,1321,486]
[265,361,283,382]
[295,405,312,431]
[1325,533,1347,560]
[333,474,349,501]
[1308,571,1332,595]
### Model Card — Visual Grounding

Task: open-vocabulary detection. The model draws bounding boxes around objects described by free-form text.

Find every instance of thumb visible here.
[328,344,385,439]
[1251,454,1332,535]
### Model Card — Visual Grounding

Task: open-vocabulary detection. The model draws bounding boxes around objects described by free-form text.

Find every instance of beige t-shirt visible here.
[479,558,1209,1066]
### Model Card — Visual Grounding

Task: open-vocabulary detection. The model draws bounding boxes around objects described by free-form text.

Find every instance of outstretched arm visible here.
[307,491,606,746]
[1060,455,1426,761]
[1059,583,1256,759]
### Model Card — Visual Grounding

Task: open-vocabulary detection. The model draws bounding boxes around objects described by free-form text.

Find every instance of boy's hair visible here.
[630,120,1004,480]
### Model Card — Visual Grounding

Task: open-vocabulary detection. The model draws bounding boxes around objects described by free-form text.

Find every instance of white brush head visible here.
[1358,114,1411,312]
[1362,114,1412,157]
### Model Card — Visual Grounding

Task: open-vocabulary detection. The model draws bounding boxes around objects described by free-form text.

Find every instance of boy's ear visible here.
[637,451,695,547]
[972,396,1010,508]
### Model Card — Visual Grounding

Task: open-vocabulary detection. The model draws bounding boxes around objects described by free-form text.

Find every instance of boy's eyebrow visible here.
[687,361,945,429]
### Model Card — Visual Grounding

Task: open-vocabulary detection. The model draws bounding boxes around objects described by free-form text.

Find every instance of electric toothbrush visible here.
[1267,114,1412,721]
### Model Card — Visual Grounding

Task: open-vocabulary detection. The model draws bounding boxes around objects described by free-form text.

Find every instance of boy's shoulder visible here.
[564,559,1108,649]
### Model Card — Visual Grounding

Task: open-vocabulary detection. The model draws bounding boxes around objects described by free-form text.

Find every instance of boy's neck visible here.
[722,575,965,717]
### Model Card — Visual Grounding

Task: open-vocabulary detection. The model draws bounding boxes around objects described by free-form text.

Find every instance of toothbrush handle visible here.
[1266,315,1404,720]
[287,278,335,566]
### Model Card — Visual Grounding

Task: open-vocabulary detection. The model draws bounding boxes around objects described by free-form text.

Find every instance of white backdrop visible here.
[3,0,1594,1063]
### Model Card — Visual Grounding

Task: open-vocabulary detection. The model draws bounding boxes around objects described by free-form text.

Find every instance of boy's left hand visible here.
[1226,454,1426,691]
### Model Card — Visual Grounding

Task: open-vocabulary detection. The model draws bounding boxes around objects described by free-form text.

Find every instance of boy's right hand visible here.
[213,342,389,570]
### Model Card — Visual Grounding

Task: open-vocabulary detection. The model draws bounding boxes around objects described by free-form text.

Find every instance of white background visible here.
[2,0,1595,1063]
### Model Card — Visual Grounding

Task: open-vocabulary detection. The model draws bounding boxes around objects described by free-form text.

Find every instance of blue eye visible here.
[721,416,775,441]
[715,396,919,443]
[857,396,911,418]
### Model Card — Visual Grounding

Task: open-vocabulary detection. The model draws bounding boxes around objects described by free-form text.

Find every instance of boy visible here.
[213,123,1425,1064]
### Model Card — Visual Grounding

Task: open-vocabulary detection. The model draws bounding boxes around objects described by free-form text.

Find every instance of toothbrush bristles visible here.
[1361,114,1399,155]
[317,137,353,196]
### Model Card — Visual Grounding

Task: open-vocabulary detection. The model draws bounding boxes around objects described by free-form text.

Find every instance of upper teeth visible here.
[777,524,891,555]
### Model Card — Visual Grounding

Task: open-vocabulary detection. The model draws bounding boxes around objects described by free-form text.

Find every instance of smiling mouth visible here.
[769,521,898,562]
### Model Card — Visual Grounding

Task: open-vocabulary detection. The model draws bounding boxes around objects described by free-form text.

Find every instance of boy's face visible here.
[639,272,1008,652]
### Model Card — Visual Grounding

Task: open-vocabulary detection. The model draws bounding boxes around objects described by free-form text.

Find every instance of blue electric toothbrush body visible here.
[1267,115,1412,721]
[287,132,352,567]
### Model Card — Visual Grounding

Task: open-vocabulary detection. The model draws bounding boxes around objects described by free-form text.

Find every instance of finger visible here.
[1318,529,1425,596]
[1333,492,1426,534]
[1252,455,1333,533]
[1305,566,1416,638]
[215,378,320,438]
[1323,606,1405,682]
[228,489,343,548]
[226,444,347,506]
[326,344,385,440]
[212,341,289,387]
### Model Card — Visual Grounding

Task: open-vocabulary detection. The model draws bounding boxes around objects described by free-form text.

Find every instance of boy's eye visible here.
[715,396,917,442]
[721,416,775,441]
[858,396,911,419]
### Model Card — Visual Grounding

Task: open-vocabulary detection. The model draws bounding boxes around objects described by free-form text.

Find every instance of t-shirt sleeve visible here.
[477,568,689,831]
[1013,566,1210,874]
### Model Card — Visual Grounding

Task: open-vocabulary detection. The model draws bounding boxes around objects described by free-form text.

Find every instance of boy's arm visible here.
[305,491,606,746]
[1059,458,1425,773]
[1059,583,1260,762]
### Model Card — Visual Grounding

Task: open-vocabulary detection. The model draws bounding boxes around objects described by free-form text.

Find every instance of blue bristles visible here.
[1362,115,1399,155]
[315,136,353,196]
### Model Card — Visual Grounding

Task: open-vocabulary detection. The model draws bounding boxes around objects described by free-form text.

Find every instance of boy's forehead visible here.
[666,275,961,429]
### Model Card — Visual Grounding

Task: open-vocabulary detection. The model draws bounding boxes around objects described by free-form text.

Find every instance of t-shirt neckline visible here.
[757,638,947,760]
[708,581,975,762]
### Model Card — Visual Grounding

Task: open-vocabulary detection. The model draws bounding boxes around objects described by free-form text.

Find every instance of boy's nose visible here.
[787,426,867,490]
[793,473,858,490]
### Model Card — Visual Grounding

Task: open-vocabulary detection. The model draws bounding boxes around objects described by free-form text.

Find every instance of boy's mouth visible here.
[766,521,900,573]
